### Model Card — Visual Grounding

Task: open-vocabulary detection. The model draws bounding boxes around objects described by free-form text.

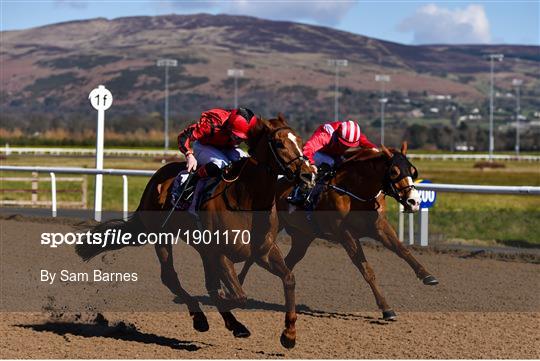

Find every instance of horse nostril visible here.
[407,198,417,206]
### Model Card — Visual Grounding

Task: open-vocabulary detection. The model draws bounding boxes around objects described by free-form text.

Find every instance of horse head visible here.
[380,142,420,212]
[247,113,315,187]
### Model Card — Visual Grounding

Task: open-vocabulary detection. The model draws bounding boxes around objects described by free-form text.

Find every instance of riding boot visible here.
[171,165,207,209]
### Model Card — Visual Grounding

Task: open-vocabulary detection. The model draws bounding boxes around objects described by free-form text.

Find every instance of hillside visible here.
[1,13,539,136]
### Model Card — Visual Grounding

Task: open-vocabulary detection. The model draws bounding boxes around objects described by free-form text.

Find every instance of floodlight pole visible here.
[512,78,523,155]
[375,74,390,145]
[328,59,348,121]
[227,69,244,108]
[486,54,503,160]
[157,59,178,152]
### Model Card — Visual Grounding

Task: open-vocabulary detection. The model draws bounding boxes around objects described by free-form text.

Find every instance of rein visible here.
[322,181,383,202]
[220,157,254,183]
[267,126,308,181]
[220,126,305,184]
[384,181,416,203]
[318,156,417,204]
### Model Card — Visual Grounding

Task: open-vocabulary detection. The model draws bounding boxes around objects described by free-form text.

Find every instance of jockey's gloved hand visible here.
[318,163,332,175]
[186,153,197,172]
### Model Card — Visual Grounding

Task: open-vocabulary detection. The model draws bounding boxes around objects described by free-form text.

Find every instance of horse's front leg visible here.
[239,227,314,285]
[339,229,396,321]
[254,243,297,349]
[374,215,439,285]
[284,228,315,271]
[154,244,209,332]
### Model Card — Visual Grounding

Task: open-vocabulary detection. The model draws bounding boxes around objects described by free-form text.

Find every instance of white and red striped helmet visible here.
[336,120,361,147]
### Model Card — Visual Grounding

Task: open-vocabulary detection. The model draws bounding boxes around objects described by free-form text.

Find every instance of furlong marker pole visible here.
[89,85,113,221]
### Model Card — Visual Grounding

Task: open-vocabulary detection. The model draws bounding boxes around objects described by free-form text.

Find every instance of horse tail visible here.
[75,161,184,262]
[75,212,146,262]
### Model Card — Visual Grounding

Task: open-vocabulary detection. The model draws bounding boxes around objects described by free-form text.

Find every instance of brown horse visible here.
[75,114,315,348]
[238,142,438,320]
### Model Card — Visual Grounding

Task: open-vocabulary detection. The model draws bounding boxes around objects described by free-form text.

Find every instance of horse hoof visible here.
[232,322,251,338]
[280,332,296,349]
[422,275,439,285]
[382,310,397,321]
[192,312,209,332]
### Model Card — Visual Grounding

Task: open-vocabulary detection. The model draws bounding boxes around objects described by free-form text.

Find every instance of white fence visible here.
[0,166,153,220]
[1,146,178,157]
[1,165,539,246]
[2,146,539,162]
[407,154,540,162]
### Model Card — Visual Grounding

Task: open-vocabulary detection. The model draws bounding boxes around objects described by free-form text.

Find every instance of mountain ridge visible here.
[1,13,538,128]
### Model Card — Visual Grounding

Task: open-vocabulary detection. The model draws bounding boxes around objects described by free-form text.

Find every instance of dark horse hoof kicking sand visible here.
[280,331,296,349]
[422,275,439,285]
[191,312,210,332]
[382,310,397,321]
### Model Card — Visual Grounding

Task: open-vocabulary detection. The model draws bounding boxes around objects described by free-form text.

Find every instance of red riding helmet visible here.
[228,108,257,139]
[336,120,362,147]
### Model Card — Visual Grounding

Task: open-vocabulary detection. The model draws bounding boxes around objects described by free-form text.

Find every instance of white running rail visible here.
[2,146,539,162]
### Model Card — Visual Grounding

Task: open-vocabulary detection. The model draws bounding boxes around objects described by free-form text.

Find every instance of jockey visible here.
[172,107,258,206]
[288,120,377,206]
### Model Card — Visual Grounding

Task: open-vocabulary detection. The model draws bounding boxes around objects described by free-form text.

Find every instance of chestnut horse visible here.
[76,115,315,348]
[238,143,438,320]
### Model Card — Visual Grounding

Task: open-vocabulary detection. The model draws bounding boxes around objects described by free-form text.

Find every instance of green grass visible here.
[1,155,539,245]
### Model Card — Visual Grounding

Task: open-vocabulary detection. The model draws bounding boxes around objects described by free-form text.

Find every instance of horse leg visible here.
[154,244,209,332]
[254,243,297,349]
[238,229,313,284]
[217,256,251,338]
[284,229,314,270]
[375,217,439,285]
[200,254,251,338]
[340,229,396,321]
[237,259,253,285]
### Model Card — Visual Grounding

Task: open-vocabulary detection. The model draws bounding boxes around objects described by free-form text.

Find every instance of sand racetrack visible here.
[1,217,539,359]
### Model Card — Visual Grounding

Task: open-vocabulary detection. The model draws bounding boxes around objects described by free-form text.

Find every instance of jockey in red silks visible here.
[288,120,378,206]
[172,107,258,206]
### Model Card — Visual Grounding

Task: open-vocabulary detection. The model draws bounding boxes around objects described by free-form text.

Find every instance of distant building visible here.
[455,142,474,151]
[458,114,482,122]
[409,109,424,118]
[427,94,452,100]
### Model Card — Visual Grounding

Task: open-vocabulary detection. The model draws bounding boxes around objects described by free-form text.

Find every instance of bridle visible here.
[382,155,418,206]
[266,126,309,182]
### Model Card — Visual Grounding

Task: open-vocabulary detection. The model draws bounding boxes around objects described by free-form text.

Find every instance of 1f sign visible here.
[88,85,112,221]
[89,85,113,111]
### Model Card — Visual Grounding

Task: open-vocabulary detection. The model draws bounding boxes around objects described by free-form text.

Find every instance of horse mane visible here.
[343,148,383,163]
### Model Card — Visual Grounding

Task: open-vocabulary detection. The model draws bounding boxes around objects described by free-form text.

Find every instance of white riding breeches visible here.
[192,141,249,169]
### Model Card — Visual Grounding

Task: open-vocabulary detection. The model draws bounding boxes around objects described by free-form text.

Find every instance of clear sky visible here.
[1,1,539,45]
